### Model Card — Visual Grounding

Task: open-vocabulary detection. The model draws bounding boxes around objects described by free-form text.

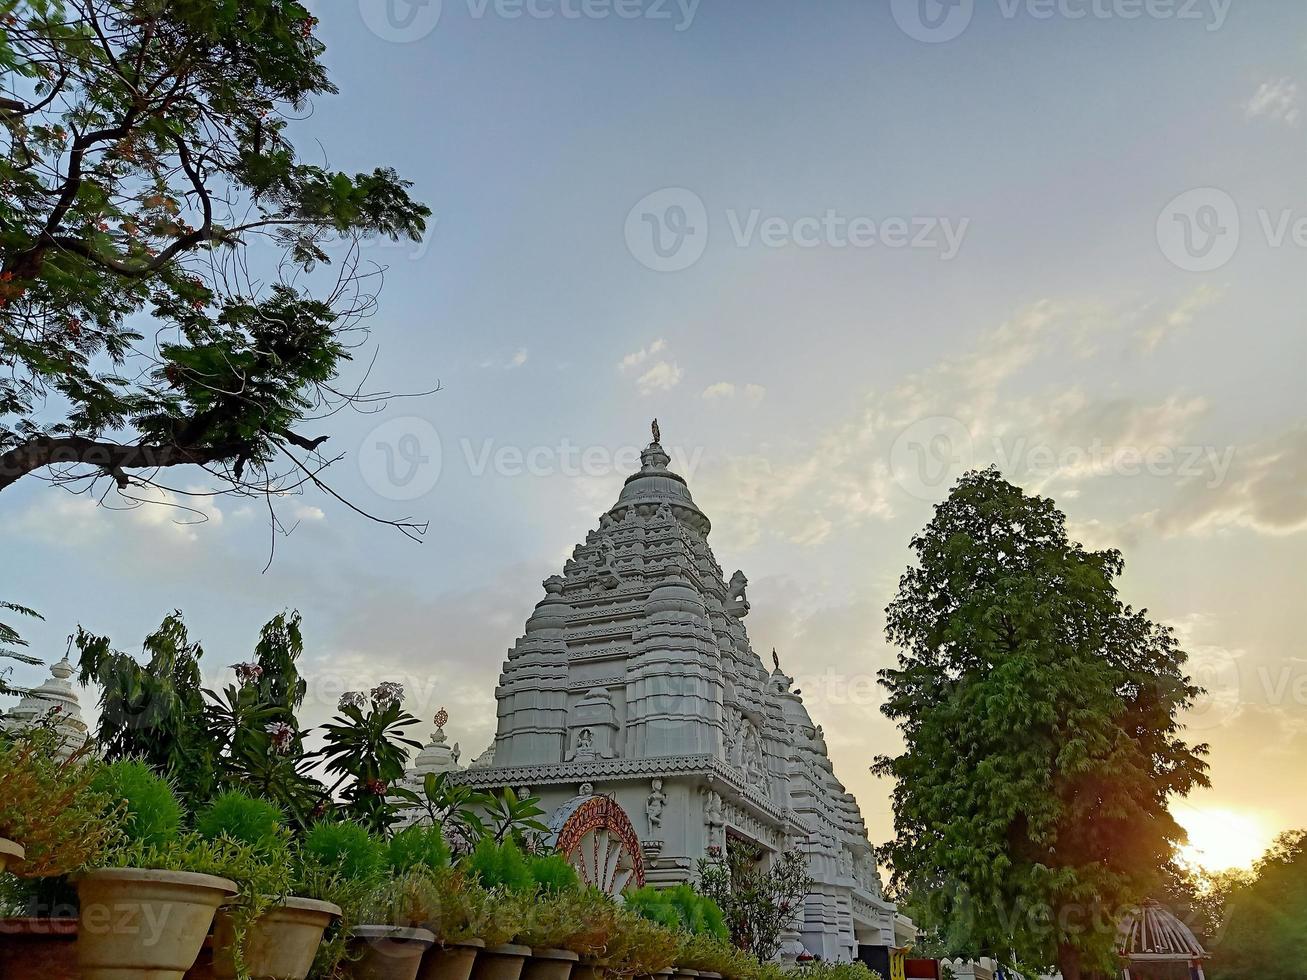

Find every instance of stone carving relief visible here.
[725,570,750,618]
[566,688,619,761]
[646,777,667,834]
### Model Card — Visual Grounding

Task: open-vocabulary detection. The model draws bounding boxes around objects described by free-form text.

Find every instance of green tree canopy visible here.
[875,468,1209,980]
[1209,831,1307,980]
[0,0,429,541]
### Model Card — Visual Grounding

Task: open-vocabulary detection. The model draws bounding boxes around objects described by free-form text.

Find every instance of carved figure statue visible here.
[646,778,667,832]
[726,570,750,618]
[651,418,661,444]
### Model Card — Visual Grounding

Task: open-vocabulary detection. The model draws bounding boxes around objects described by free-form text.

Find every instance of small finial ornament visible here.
[435,706,448,730]
[772,648,781,672]
[651,418,661,444]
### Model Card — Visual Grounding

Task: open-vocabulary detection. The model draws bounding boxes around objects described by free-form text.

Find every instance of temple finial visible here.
[651,418,661,444]
[772,648,781,672]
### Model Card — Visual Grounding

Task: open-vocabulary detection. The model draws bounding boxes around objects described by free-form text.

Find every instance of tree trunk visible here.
[1057,943,1082,980]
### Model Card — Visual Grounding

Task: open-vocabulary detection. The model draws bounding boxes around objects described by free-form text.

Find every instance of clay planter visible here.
[569,958,607,980]
[77,867,237,980]
[697,973,723,980]
[0,837,24,875]
[0,916,78,980]
[522,947,579,980]
[210,896,342,980]
[671,969,701,980]
[418,939,486,980]
[347,924,437,980]
[470,943,533,980]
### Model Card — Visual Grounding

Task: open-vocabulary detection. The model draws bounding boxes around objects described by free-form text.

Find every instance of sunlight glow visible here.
[1177,808,1270,872]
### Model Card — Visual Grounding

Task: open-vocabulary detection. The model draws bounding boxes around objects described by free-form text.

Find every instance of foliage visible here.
[627,884,728,939]
[393,769,496,851]
[388,823,450,874]
[317,685,422,834]
[697,843,813,960]
[481,785,550,846]
[791,963,884,980]
[529,851,580,894]
[517,885,616,954]
[195,790,286,851]
[1209,830,1307,980]
[595,904,680,977]
[384,865,525,945]
[302,820,387,884]
[676,930,768,978]
[0,719,120,876]
[89,758,183,847]
[0,0,430,542]
[874,468,1210,980]
[466,836,533,892]
[77,610,328,819]
[77,613,221,802]
[0,599,42,696]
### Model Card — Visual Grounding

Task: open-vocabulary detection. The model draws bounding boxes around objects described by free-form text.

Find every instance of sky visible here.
[5,0,1306,875]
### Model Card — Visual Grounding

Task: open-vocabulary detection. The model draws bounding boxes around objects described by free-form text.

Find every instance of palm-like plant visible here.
[0,600,43,697]
[392,770,494,851]
[317,686,423,834]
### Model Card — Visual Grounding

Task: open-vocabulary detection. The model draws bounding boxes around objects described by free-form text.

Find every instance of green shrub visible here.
[388,823,450,874]
[466,837,533,892]
[90,760,182,847]
[195,791,287,851]
[529,852,579,893]
[302,821,386,883]
[792,963,884,980]
[627,884,730,940]
[519,886,618,954]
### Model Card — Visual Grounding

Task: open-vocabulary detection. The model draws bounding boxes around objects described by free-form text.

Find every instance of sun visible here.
[1176,808,1269,872]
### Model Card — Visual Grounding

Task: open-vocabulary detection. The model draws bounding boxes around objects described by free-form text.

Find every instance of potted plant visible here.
[516,886,618,980]
[194,791,342,980]
[0,721,118,878]
[76,761,238,980]
[461,839,541,980]
[581,905,679,980]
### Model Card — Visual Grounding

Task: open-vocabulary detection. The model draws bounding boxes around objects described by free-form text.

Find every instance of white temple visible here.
[413,425,912,962]
[0,653,89,757]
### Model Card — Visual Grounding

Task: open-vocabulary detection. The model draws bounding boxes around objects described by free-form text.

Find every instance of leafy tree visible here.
[1209,831,1307,980]
[875,468,1209,980]
[393,768,496,852]
[76,610,221,802]
[76,607,325,816]
[0,0,429,543]
[0,599,42,696]
[696,841,813,960]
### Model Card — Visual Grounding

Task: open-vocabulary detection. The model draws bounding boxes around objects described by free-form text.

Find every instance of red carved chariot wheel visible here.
[549,793,645,895]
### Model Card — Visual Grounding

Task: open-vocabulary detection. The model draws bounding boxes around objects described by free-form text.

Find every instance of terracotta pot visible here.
[0,916,78,980]
[0,836,24,875]
[571,961,607,980]
[698,973,723,980]
[672,970,701,980]
[418,939,486,980]
[210,896,342,980]
[76,867,237,980]
[523,947,579,980]
[640,970,675,980]
[470,943,532,980]
[347,924,437,980]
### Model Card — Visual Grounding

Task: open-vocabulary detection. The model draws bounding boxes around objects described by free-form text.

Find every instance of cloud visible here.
[1151,427,1307,537]
[702,382,767,403]
[480,348,529,370]
[1245,78,1300,126]
[635,360,683,394]
[617,338,667,373]
[1138,284,1224,352]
